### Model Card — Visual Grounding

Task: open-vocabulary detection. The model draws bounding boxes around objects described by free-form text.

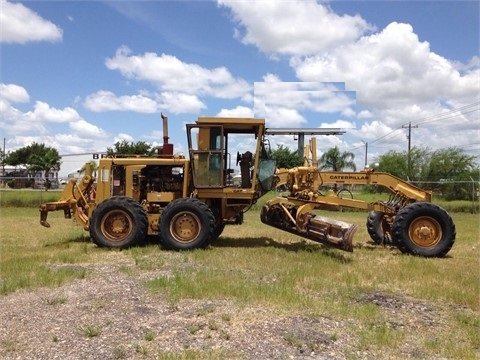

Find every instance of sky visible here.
[0,0,479,177]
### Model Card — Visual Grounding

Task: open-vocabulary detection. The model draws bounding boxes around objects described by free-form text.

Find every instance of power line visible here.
[355,101,479,149]
[413,101,480,126]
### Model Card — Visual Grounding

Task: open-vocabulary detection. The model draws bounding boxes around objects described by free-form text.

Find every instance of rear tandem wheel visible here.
[391,202,456,257]
[366,211,393,245]
[89,196,148,248]
[159,198,215,250]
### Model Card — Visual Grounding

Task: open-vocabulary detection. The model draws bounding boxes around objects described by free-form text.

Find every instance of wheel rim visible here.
[408,216,442,248]
[100,209,133,242]
[170,211,202,244]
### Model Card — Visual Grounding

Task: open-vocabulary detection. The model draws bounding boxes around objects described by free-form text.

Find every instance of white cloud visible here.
[0,83,30,103]
[216,106,254,118]
[0,116,46,135]
[0,82,111,156]
[319,120,356,129]
[6,133,111,174]
[114,133,135,143]
[262,106,306,127]
[157,92,206,114]
[24,101,81,123]
[0,0,62,43]
[54,134,93,149]
[0,84,32,132]
[358,110,374,119]
[105,46,252,99]
[142,130,163,140]
[262,73,282,83]
[8,135,43,149]
[291,22,480,108]
[253,81,356,129]
[218,0,374,55]
[69,119,108,138]
[84,90,158,113]
[352,120,403,143]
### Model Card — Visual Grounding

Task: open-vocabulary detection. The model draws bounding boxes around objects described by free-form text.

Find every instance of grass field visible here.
[1,188,479,358]
[0,196,479,358]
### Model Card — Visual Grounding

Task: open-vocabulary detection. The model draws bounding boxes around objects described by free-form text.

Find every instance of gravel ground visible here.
[0,259,461,360]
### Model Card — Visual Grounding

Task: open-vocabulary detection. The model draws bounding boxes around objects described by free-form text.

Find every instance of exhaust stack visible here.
[160,112,174,156]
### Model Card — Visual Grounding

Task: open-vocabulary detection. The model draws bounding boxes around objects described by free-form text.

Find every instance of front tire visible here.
[160,198,215,250]
[90,196,148,248]
[392,202,455,257]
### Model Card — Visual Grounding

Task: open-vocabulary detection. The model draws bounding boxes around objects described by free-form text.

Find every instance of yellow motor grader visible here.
[39,114,455,257]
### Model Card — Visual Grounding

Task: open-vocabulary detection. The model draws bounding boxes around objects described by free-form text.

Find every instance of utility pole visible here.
[2,138,5,186]
[361,140,368,167]
[364,141,368,167]
[402,122,418,178]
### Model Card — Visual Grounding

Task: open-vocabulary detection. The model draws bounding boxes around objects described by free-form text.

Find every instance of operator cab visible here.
[186,117,276,193]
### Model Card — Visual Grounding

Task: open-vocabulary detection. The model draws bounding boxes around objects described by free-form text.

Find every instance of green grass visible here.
[143,210,479,311]
[0,205,478,359]
[0,189,62,207]
[0,208,94,295]
[79,325,102,338]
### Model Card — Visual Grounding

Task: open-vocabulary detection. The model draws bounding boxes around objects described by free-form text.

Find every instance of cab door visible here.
[186,125,224,188]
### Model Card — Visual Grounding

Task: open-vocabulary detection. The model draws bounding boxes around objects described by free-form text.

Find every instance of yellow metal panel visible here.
[147,192,176,202]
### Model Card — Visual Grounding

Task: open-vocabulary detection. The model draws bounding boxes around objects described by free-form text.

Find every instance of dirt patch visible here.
[0,263,468,359]
[0,261,355,359]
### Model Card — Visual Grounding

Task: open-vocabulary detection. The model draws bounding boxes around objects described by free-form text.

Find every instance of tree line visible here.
[2,141,478,200]
[375,146,478,201]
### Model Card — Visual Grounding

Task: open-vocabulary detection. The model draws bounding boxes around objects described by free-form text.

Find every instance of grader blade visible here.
[261,202,357,252]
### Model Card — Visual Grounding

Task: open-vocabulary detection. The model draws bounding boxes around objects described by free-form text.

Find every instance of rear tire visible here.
[366,211,393,245]
[211,223,226,241]
[90,196,148,248]
[160,198,215,250]
[392,202,455,257]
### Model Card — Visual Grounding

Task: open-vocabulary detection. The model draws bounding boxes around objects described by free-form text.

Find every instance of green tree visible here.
[4,143,40,167]
[319,147,356,192]
[376,150,407,179]
[319,146,356,172]
[425,147,478,200]
[271,145,303,168]
[106,140,155,157]
[377,147,430,181]
[377,146,478,200]
[80,160,99,178]
[4,143,61,175]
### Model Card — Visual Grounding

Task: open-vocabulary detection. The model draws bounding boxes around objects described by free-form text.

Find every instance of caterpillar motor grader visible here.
[39,114,455,257]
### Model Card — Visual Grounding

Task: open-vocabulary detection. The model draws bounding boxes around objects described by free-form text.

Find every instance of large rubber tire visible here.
[89,196,148,248]
[211,223,226,241]
[366,211,393,245]
[159,198,215,250]
[391,202,456,257]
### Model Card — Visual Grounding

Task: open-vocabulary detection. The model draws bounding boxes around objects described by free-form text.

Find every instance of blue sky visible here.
[1,0,479,176]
